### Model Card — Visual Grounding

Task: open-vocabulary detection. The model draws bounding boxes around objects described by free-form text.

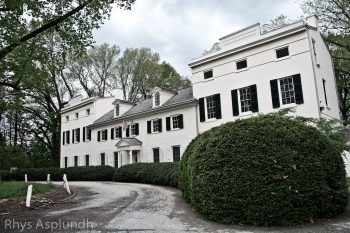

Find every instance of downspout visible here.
[306,28,321,119]
[195,102,200,136]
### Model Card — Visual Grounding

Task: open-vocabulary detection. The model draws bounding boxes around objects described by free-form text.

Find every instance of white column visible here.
[129,150,132,164]
[118,152,122,167]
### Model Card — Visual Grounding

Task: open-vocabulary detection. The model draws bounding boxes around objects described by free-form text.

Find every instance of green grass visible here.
[0,181,54,199]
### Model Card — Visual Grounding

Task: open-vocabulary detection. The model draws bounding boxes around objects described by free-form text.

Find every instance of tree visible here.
[0,0,135,90]
[301,0,350,123]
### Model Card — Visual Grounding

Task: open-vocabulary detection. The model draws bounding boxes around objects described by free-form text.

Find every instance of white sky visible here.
[93,0,304,77]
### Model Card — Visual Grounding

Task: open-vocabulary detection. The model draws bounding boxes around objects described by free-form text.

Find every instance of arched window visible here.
[115,104,120,116]
[155,92,160,106]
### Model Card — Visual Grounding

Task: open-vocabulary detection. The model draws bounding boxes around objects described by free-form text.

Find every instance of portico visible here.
[115,138,142,167]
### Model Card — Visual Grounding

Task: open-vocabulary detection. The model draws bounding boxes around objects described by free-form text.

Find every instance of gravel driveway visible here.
[1,181,349,232]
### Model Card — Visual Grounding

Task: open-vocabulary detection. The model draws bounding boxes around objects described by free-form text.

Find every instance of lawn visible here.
[0,181,54,199]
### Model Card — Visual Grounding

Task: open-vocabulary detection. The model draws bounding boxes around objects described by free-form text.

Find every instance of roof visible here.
[116,138,142,147]
[93,87,195,126]
[112,99,135,105]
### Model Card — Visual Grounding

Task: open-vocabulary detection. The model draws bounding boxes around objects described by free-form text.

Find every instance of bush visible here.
[10,166,114,181]
[0,169,10,181]
[180,115,349,226]
[114,162,179,187]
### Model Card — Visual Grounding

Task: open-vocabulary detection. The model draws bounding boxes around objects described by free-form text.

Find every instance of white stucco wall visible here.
[191,31,321,133]
[61,104,198,168]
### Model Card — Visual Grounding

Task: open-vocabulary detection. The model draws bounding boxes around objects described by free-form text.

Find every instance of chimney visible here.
[306,15,319,30]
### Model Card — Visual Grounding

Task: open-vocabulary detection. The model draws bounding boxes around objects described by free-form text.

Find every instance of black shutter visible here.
[158,119,162,132]
[178,114,184,129]
[231,89,239,116]
[147,121,152,134]
[77,128,80,142]
[126,127,130,137]
[199,98,205,122]
[83,127,86,142]
[97,131,101,142]
[118,126,122,138]
[67,131,70,144]
[250,85,259,112]
[293,74,304,104]
[72,129,75,143]
[111,128,115,139]
[166,117,171,131]
[135,123,139,135]
[105,129,108,140]
[214,94,222,119]
[62,132,65,145]
[87,129,91,140]
[270,79,280,108]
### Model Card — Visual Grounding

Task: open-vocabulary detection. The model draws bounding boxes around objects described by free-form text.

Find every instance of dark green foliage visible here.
[180,115,349,226]
[10,166,114,181]
[0,170,10,181]
[114,162,179,187]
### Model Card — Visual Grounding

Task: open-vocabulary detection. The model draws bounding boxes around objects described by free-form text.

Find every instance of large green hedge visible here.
[10,166,114,181]
[180,115,349,226]
[0,169,10,181]
[114,162,179,187]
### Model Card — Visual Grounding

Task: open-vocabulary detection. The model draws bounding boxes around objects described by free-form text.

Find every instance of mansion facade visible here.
[60,16,340,168]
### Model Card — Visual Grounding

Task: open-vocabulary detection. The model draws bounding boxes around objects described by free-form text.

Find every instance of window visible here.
[172,115,180,129]
[204,70,213,79]
[114,152,118,167]
[276,47,289,59]
[101,129,107,141]
[153,148,160,163]
[173,146,180,162]
[85,155,89,166]
[87,128,91,141]
[66,116,69,122]
[86,108,90,116]
[114,127,122,139]
[239,87,252,113]
[131,124,137,136]
[74,156,78,167]
[75,112,79,119]
[65,131,70,144]
[236,59,247,70]
[64,157,68,168]
[74,128,80,143]
[279,77,295,105]
[206,96,216,119]
[155,92,160,106]
[101,153,105,165]
[115,104,120,116]
[322,79,328,106]
[152,119,159,132]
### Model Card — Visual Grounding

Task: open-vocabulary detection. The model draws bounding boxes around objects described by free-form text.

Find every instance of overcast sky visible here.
[93,0,304,77]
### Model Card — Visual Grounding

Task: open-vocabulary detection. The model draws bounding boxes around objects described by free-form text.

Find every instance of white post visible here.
[26,185,33,207]
[129,150,132,164]
[24,174,27,183]
[63,174,71,195]
[47,174,50,183]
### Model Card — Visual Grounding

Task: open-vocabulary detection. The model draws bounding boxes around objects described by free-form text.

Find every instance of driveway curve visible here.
[1,181,349,233]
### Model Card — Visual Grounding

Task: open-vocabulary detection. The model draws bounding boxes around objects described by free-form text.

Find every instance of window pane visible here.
[279,77,295,105]
[239,87,252,112]
[204,70,213,79]
[155,92,160,106]
[206,96,216,119]
[276,47,289,58]
[236,59,247,70]
[152,120,159,132]
[172,115,179,129]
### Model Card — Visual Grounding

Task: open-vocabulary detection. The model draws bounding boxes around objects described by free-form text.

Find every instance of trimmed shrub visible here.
[180,115,349,226]
[10,166,114,181]
[114,162,179,187]
[0,169,10,181]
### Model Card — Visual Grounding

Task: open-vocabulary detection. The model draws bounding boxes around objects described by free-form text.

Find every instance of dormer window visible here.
[155,92,160,107]
[115,104,120,116]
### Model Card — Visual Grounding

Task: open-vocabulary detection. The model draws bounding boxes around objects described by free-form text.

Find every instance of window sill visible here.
[151,131,160,134]
[171,128,181,131]
[275,55,291,62]
[239,111,254,117]
[203,77,214,82]
[279,103,297,109]
[235,67,249,73]
[204,118,218,123]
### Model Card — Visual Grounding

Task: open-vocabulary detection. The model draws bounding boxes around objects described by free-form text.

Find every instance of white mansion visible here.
[60,16,340,168]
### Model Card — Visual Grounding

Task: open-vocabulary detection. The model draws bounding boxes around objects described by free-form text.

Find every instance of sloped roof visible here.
[93,87,195,125]
[116,138,142,147]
